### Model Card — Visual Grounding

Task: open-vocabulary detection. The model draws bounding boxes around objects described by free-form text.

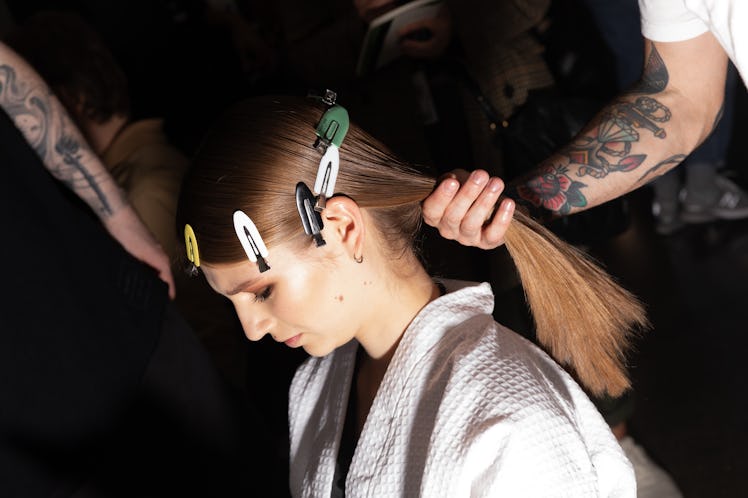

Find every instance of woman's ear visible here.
[321,196,365,259]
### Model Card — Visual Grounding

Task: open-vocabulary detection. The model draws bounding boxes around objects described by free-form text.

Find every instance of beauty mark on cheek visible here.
[335,295,344,302]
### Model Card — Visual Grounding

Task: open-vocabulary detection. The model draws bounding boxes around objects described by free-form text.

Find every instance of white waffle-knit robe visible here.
[288,281,635,497]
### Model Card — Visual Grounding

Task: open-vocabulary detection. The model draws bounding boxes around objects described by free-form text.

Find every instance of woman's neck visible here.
[355,261,438,362]
[353,261,439,434]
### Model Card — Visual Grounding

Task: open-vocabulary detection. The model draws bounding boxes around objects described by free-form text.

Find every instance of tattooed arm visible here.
[423,31,729,247]
[510,32,727,217]
[0,42,175,297]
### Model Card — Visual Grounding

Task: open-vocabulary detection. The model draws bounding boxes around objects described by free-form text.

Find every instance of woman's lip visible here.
[284,334,302,347]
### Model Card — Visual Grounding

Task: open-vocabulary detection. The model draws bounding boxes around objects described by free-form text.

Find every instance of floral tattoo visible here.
[515,163,587,216]
[511,43,685,217]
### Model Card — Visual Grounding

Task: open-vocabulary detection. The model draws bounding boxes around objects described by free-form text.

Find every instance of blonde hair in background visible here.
[176,96,647,397]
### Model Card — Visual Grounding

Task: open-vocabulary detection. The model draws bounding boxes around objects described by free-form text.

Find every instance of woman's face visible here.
[201,243,365,357]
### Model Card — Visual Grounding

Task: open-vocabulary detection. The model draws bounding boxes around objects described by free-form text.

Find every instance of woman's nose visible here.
[234,305,273,341]
[244,317,274,341]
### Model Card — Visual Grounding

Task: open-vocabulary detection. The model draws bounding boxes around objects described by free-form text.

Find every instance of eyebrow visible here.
[226,277,263,296]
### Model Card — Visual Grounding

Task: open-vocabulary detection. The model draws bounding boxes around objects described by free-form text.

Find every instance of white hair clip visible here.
[312,102,349,211]
[233,210,270,272]
[313,145,339,211]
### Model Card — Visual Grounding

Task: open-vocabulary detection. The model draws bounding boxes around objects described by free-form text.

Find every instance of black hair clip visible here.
[185,263,199,277]
[296,182,326,247]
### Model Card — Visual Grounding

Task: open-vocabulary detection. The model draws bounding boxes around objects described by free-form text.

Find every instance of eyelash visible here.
[253,286,273,303]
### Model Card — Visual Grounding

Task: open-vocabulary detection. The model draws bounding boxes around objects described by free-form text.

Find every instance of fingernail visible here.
[443,179,458,193]
[487,178,503,193]
[500,200,514,222]
[470,171,487,185]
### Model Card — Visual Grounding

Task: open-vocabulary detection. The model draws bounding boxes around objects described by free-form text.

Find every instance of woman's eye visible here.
[253,286,272,303]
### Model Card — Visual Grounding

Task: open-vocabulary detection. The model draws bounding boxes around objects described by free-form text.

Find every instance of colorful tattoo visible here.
[0,63,112,215]
[514,43,685,217]
[513,162,587,216]
[568,94,667,179]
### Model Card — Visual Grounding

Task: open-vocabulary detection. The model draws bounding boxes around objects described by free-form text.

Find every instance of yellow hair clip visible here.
[184,224,200,268]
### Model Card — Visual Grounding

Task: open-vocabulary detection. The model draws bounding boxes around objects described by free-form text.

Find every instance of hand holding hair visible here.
[422,169,515,250]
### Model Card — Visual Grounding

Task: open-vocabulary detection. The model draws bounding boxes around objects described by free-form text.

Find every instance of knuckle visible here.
[460,224,480,237]
[422,213,437,226]
[443,214,463,227]
[483,231,505,248]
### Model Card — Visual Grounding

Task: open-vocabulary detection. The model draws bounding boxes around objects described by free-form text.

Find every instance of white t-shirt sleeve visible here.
[639,0,709,42]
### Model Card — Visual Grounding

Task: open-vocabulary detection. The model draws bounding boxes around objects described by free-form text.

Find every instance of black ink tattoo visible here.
[0,63,112,215]
[629,44,668,95]
[55,135,111,214]
[636,154,687,184]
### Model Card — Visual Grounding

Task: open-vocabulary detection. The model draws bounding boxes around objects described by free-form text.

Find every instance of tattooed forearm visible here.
[508,43,682,218]
[562,93,669,179]
[543,46,672,186]
[507,163,588,218]
[636,154,687,185]
[0,63,114,216]
[55,135,112,214]
[519,33,723,223]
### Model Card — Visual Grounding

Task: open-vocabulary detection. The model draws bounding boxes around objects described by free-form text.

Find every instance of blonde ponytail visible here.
[504,210,648,397]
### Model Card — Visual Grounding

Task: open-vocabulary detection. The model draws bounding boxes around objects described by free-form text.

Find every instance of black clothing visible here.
[0,109,281,497]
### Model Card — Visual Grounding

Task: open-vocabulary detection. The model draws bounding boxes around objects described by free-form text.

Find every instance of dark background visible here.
[1,1,747,496]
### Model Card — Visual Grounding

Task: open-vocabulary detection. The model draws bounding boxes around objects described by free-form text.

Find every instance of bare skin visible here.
[0,42,175,297]
[422,32,729,249]
[202,197,440,432]
[422,169,516,249]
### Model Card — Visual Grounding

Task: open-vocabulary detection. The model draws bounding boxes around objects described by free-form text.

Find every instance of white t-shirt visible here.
[639,0,748,83]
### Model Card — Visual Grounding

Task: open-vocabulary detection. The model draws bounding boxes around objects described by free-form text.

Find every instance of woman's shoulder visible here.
[424,319,634,493]
[426,313,589,417]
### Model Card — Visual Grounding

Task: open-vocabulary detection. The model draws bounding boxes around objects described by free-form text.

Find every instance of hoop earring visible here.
[354,253,364,264]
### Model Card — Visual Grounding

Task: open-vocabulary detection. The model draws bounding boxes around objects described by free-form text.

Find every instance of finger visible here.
[479,197,514,249]
[167,276,176,300]
[457,177,504,240]
[440,170,490,236]
[422,174,459,227]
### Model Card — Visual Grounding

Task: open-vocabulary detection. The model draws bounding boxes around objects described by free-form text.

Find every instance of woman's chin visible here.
[302,342,335,357]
